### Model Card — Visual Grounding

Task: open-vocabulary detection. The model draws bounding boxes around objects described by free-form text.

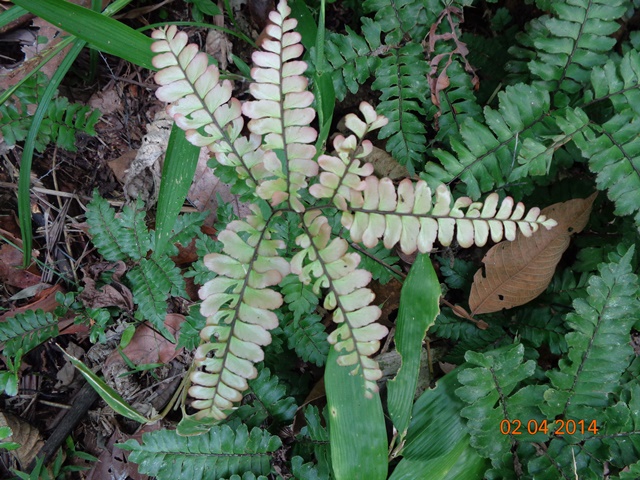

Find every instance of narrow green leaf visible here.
[388,254,440,437]
[154,124,201,257]
[61,348,149,424]
[325,347,387,480]
[13,0,154,70]
[18,38,85,266]
[0,5,27,28]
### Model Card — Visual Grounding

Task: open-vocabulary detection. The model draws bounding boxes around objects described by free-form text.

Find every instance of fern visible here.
[284,314,329,367]
[372,43,431,173]
[508,0,628,94]
[0,72,100,152]
[85,192,201,342]
[362,0,429,44]
[233,367,297,428]
[573,110,640,228]
[86,192,129,261]
[151,0,553,424]
[456,343,547,477]
[118,424,282,480]
[280,274,320,321]
[543,246,639,421]
[323,19,383,102]
[0,309,59,357]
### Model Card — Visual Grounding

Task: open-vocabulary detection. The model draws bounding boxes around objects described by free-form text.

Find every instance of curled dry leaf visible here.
[0,411,43,468]
[469,192,597,315]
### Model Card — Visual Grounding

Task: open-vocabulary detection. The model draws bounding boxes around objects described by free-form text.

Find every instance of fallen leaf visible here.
[85,423,160,480]
[0,284,64,323]
[468,192,597,315]
[365,146,409,180]
[0,241,40,289]
[188,147,252,225]
[78,262,133,311]
[105,314,183,368]
[0,411,43,468]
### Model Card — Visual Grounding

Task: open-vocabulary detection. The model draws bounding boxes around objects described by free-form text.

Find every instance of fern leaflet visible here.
[0,309,59,357]
[118,424,281,480]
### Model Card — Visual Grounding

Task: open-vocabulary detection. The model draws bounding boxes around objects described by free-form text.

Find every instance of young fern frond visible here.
[291,211,386,397]
[192,205,290,420]
[243,0,318,212]
[151,26,265,191]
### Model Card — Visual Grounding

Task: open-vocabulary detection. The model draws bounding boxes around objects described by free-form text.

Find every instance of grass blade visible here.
[13,0,154,69]
[154,124,201,256]
[18,38,86,267]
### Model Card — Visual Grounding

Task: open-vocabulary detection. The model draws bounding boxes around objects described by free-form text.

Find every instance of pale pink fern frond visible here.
[190,204,290,421]
[291,211,387,397]
[310,102,388,210]
[151,26,267,187]
[242,0,319,212]
[342,181,558,254]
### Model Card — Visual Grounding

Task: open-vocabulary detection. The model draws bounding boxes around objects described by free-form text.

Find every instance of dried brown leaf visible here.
[469,192,597,315]
[0,411,43,468]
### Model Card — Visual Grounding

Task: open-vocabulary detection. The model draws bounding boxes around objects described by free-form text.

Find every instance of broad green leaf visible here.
[13,0,154,70]
[154,124,201,257]
[325,347,387,480]
[62,349,149,424]
[390,366,488,480]
[387,254,440,437]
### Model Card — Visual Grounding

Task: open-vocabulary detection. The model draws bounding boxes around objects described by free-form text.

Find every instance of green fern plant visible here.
[85,193,206,341]
[454,247,640,479]
[0,72,100,152]
[148,0,554,430]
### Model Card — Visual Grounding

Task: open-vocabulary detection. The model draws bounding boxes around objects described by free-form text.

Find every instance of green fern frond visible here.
[433,59,482,142]
[281,275,320,321]
[423,83,557,198]
[179,304,206,351]
[372,43,432,173]
[118,199,152,261]
[163,211,208,256]
[362,0,429,43]
[573,110,640,228]
[118,424,282,480]
[323,19,383,102]
[456,344,547,476]
[0,309,59,357]
[544,246,639,420]
[508,0,628,94]
[586,49,640,116]
[234,367,297,428]
[127,261,176,342]
[0,88,100,152]
[284,314,329,367]
[86,192,129,262]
